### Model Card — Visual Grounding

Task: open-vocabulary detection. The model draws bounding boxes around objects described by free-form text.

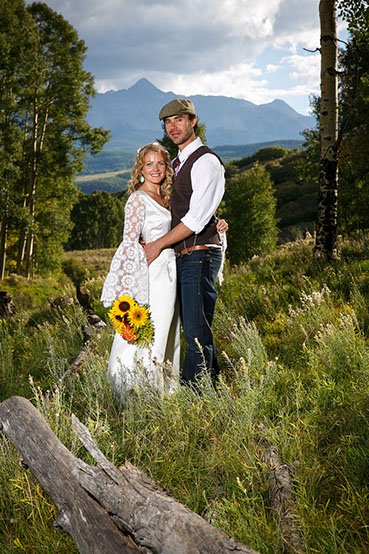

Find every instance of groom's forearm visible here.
[144,222,193,265]
[158,222,193,249]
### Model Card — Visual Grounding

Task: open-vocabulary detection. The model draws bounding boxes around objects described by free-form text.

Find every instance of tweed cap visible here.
[159,98,196,120]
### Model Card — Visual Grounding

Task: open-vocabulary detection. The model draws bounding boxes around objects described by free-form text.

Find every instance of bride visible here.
[101,142,227,404]
[101,143,180,403]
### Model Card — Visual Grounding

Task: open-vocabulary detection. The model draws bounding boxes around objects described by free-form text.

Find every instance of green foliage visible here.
[66,190,125,250]
[234,146,289,170]
[225,146,318,244]
[0,273,72,311]
[221,164,278,264]
[0,302,85,400]
[0,0,110,277]
[0,436,78,553]
[296,5,369,237]
[61,257,88,287]
[338,0,369,44]
[337,26,369,234]
[2,236,369,551]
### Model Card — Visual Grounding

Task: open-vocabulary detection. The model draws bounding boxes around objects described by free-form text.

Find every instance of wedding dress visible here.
[101,190,180,403]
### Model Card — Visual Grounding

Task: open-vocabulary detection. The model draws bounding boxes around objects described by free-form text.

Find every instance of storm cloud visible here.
[33,0,345,113]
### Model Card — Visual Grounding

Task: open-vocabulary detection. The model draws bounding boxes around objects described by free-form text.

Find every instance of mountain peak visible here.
[262,98,301,117]
[88,80,314,150]
[129,78,160,92]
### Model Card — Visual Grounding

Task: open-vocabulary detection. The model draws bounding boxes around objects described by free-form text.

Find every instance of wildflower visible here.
[119,324,138,342]
[109,295,137,330]
[108,295,154,348]
[114,295,136,315]
[128,305,149,328]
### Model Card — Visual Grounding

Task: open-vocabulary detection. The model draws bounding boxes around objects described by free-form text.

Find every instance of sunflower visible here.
[128,305,149,329]
[109,295,136,329]
[112,295,136,316]
[108,307,125,331]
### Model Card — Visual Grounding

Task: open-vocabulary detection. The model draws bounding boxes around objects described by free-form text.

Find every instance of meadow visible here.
[1,234,369,553]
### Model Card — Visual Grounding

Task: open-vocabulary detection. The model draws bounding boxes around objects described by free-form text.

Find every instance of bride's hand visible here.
[216,219,228,233]
[144,241,161,266]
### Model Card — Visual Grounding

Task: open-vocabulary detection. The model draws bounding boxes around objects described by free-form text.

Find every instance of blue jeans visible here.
[176,248,222,384]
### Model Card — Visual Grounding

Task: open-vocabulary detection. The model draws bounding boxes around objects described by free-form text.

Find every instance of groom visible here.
[144,98,225,385]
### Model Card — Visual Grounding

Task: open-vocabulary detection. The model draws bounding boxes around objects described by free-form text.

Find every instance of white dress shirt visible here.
[174,137,225,234]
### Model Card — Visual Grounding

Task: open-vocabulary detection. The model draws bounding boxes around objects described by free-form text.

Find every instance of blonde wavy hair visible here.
[127,143,174,206]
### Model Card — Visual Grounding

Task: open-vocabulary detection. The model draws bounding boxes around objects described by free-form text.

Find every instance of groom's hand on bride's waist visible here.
[144,241,161,266]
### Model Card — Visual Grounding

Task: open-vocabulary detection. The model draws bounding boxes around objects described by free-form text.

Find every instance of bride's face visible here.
[141,152,166,186]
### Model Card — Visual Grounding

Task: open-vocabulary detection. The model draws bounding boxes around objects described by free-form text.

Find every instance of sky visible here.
[38,0,347,115]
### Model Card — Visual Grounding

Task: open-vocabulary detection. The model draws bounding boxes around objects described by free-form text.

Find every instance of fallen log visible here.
[0,396,139,554]
[265,446,305,553]
[0,396,260,554]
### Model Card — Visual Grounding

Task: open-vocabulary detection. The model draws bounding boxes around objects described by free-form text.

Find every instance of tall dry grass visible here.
[1,235,369,552]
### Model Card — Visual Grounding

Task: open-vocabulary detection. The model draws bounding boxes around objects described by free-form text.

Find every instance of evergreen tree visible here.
[221,164,278,265]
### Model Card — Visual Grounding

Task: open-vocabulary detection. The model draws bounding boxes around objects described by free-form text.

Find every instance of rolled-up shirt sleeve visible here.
[181,153,225,234]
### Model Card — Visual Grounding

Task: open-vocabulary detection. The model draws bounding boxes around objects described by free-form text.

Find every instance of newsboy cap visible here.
[159,98,196,120]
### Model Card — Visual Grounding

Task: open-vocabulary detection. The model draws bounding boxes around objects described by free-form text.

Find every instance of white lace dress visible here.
[101,190,180,403]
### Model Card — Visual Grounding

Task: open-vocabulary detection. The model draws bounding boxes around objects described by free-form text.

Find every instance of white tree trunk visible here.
[315,0,339,258]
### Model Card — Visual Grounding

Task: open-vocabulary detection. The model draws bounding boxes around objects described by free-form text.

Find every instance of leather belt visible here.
[175,245,218,257]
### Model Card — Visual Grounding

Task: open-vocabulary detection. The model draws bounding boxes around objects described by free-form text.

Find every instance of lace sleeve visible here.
[100,193,149,307]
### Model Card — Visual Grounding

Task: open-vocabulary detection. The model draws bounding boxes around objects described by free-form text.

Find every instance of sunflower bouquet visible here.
[108,295,154,349]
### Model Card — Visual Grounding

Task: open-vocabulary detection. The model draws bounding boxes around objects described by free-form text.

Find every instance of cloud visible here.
[31,0,333,113]
[43,0,321,77]
[284,54,320,88]
[266,64,279,73]
[161,63,266,99]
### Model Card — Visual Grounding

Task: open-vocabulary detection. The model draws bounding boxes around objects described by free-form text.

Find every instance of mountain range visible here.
[87,78,314,151]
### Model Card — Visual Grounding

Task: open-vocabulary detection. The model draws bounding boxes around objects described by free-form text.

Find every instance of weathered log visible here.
[0,396,139,553]
[0,396,260,554]
[265,446,305,553]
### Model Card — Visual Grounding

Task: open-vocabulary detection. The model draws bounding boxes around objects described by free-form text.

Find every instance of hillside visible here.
[227,146,318,242]
[72,144,315,247]
[76,139,305,195]
[1,235,369,552]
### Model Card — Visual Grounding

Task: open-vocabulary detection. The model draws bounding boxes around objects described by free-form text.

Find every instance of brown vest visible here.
[171,146,223,254]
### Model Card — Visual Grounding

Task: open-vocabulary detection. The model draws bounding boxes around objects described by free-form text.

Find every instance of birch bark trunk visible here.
[315,0,339,258]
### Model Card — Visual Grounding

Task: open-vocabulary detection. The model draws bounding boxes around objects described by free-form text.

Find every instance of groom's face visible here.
[164,114,197,150]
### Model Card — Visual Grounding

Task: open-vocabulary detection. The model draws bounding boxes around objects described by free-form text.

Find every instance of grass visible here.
[1,235,369,552]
